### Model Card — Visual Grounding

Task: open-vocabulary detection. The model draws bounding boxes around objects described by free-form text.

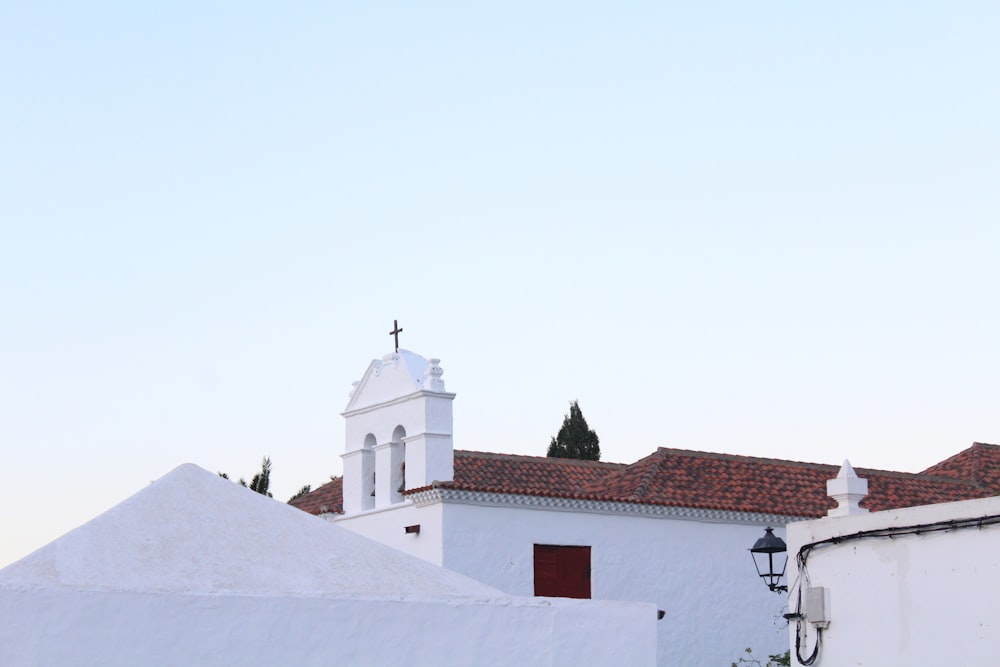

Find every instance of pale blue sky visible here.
[2,1,998,567]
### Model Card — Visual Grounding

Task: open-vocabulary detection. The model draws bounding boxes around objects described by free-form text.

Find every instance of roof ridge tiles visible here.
[651,446,854,470]
[454,450,626,468]
[651,446,982,480]
[920,442,1000,489]
[626,449,671,501]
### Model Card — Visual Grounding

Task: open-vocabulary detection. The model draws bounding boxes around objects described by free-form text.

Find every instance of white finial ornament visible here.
[423,358,445,392]
[827,459,869,517]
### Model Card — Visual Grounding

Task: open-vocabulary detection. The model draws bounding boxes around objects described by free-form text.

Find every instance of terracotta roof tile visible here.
[583,448,991,516]
[446,450,625,497]
[290,445,996,518]
[921,442,1000,492]
[288,476,343,515]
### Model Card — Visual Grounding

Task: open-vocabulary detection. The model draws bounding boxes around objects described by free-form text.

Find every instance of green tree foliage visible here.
[248,456,272,497]
[731,647,791,667]
[288,484,312,502]
[218,456,273,498]
[547,400,600,461]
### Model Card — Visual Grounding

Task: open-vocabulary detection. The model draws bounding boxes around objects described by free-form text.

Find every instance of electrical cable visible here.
[789,512,1000,665]
[796,513,1000,571]
[787,580,820,665]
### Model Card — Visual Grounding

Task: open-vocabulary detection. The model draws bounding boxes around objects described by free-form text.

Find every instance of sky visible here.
[2,1,998,568]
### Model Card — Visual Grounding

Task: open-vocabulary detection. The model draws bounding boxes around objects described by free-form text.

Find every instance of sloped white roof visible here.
[0,463,503,599]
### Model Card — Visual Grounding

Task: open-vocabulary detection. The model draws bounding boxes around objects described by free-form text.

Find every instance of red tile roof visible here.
[442,451,626,498]
[288,476,343,516]
[290,445,998,518]
[580,448,993,516]
[921,442,1000,491]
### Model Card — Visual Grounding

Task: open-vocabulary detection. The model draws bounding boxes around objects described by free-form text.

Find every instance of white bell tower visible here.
[341,349,455,515]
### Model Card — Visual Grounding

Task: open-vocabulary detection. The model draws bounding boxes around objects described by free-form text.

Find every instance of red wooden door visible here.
[533,544,591,599]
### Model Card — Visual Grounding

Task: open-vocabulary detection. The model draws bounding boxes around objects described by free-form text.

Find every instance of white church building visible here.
[291,348,1000,666]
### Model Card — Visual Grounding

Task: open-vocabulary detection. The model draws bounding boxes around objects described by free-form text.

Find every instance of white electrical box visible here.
[806,586,829,629]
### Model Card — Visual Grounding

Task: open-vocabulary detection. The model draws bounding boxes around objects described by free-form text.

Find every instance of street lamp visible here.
[750,527,787,593]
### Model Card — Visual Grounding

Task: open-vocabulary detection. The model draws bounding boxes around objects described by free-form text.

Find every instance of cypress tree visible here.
[547,400,600,461]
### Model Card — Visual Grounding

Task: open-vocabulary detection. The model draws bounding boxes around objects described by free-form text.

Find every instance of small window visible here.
[533,544,591,599]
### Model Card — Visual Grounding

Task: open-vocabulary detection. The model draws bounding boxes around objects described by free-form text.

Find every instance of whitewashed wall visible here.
[0,589,656,667]
[443,503,787,667]
[786,495,1000,666]
[334,500,445,565]
[424,501,788,667]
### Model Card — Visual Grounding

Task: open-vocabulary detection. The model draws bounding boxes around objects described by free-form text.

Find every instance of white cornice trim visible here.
[340,449,373,460]
[342,390,456,418]
[407,488,810,525]
[335,501,414,521]
[402,432,452,443]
